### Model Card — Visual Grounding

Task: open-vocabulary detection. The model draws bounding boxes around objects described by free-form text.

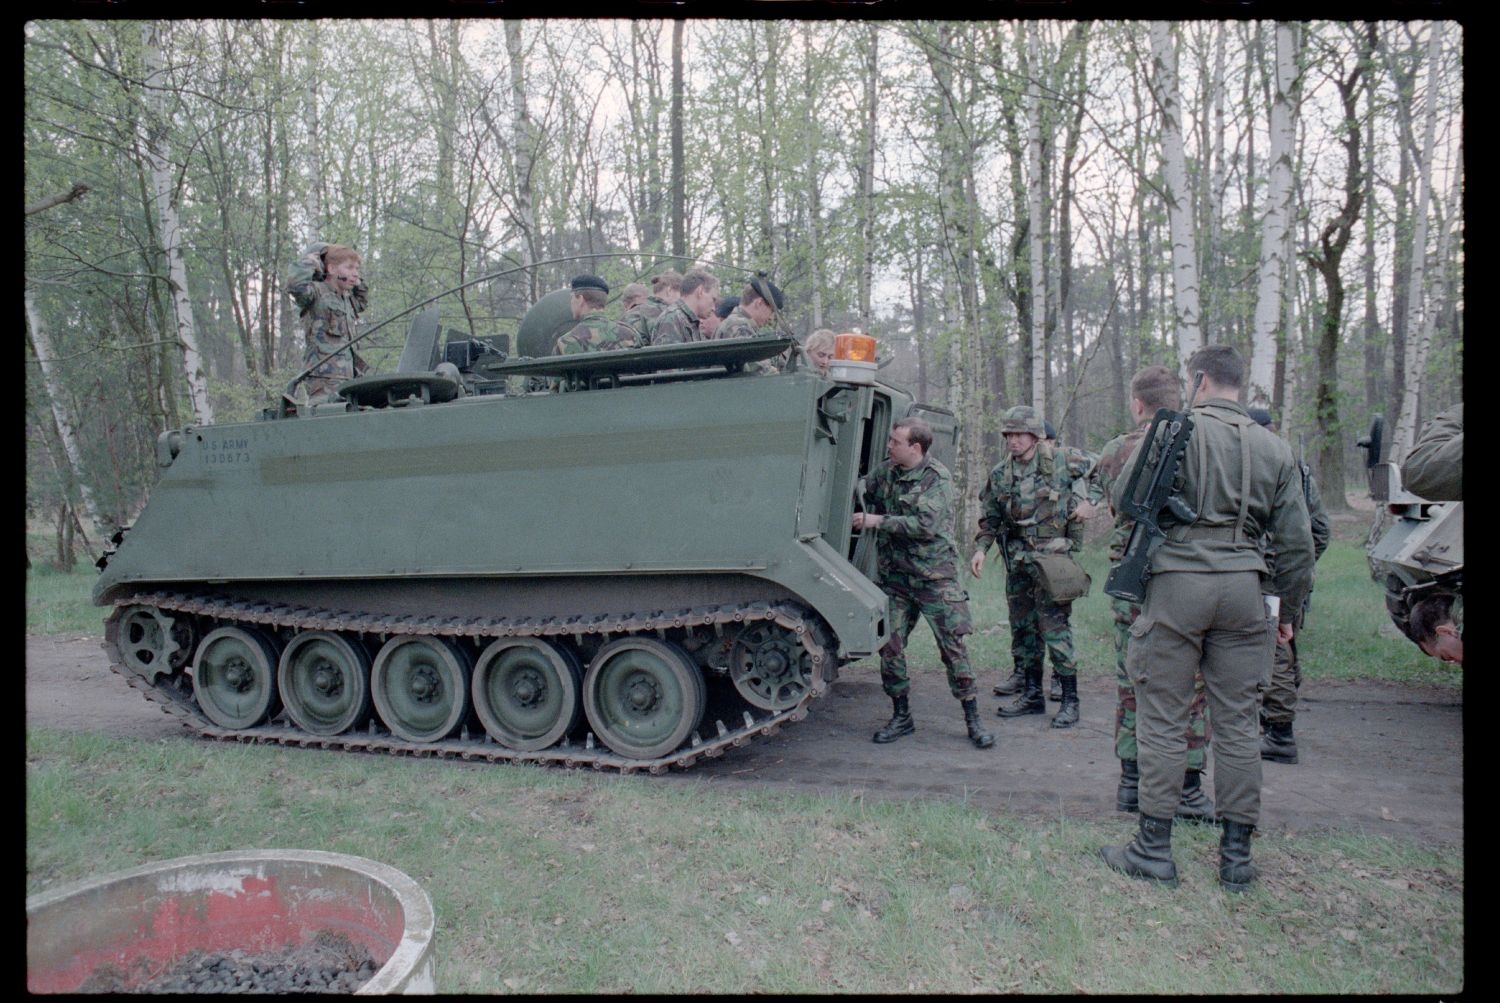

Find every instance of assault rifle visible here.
[1103,373,1205,603]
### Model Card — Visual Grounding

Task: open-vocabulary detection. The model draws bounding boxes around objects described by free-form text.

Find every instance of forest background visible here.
[24,18,1462,560]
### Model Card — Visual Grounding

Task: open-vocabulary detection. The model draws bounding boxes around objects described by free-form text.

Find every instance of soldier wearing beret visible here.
[700,295,739,339]
[716,277,787,373]
[554,275,630,355]
[970,405,1095,729]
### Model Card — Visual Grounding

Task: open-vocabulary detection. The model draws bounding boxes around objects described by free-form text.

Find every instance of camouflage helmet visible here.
[1000,405,1046,437]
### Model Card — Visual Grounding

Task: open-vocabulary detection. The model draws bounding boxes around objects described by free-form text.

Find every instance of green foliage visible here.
[26,729,1462,993]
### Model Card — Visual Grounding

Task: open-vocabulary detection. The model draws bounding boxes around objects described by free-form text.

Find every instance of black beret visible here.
[570,274,609,294]
[715,295,740,319]
[751,276,785,310]
[1247,407,1274,428]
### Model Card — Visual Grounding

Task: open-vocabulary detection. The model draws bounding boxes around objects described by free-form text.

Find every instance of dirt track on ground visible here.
[26,632,1462,848]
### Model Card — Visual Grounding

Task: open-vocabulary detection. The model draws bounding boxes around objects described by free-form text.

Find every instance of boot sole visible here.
[1219,876,1257,893]
[997,706,1046,718]
[1260,750,1299,764]
[872,725,915,744]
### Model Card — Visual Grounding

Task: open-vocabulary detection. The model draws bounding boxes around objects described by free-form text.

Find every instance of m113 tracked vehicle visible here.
[1356,415,1462,642]
[93,302,956,773]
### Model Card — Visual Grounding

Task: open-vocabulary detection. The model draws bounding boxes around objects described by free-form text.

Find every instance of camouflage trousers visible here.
[1261,610,1305,725]
[879,577,978,701]
[1005,557,1076,678]
[1112,596,1211,771]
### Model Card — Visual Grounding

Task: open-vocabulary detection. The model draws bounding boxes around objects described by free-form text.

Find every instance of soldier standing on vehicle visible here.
[622,270,682,347]
[553,275,628,354]
[288,242,369,404]
[646,269,721,345]
[1092,366,1215,822]
[970,405,1095,730]
[1401,404,1463,501]
[1099,345,1313,892]
[1248,408,1330,766]
[854,417,995,750]
[619,282,649,314]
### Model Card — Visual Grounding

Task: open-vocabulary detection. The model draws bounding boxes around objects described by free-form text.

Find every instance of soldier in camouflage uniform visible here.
[715,277,787,373]
[700,296,739,339]
[1248,408,1331,766]
[854,417,995,749]
[288,242,369,404]
[646,269,721,345]
[1092,366,1214,822]
[621,270,682,347]
[1401,404,1462,501]
[619,282,649,313]
[970,405,1094,729]
[553,275,631,355]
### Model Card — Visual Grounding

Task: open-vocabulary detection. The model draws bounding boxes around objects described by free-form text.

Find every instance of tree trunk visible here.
[1149,22,1202,374]
[1249,23,1298,407]
[26,288,108,538]
[141,22,214,426]
[1027,23,1047,414]
[671,20,686,260]
[507,20,538,302]
[1391,22,1444,460]
[857,24,878,330]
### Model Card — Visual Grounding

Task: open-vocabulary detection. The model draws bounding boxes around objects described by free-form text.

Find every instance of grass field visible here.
[26,528,1462,992]
[26,728,1463,994]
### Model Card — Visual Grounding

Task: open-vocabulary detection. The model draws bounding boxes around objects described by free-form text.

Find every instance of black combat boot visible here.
[1098,814,1179,887]
[1175,769,1217,824]
[1219,820,1258,891]
[872,693,915,744]
[1050,674,1080,729]
[997,666,1045,718]
[992,668,1025,697]
[1116,758,1140,813]
[961,698,995,748]
[1049,673,1063,702]
[1261,720,1299,764]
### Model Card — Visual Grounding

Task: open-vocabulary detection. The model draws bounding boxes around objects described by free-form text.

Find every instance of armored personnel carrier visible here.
[1356,415,1462,642]
[93,298,956,773]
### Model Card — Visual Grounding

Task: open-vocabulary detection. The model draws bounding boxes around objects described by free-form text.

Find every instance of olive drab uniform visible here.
[1401,404,1463,501]
[1094,423,1212,773]
[646,298,703,346]
[1259,456,1331,761]
[861,457,978,703]
[288,245,369,404]
[554,311,630,355]
[974,438,1094,693]
[1111,398,1313,830]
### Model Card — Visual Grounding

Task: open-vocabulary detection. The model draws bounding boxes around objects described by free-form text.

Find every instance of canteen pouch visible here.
[1034,553,1092,603]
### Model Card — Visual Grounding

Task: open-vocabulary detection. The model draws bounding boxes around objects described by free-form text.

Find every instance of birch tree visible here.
[1390,22,1444,460]
[26,287,108,537]
[1148,21,1202,371]
[1249,22,1298,407]
[1027,22,1047,413]
[140,21,214,425]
